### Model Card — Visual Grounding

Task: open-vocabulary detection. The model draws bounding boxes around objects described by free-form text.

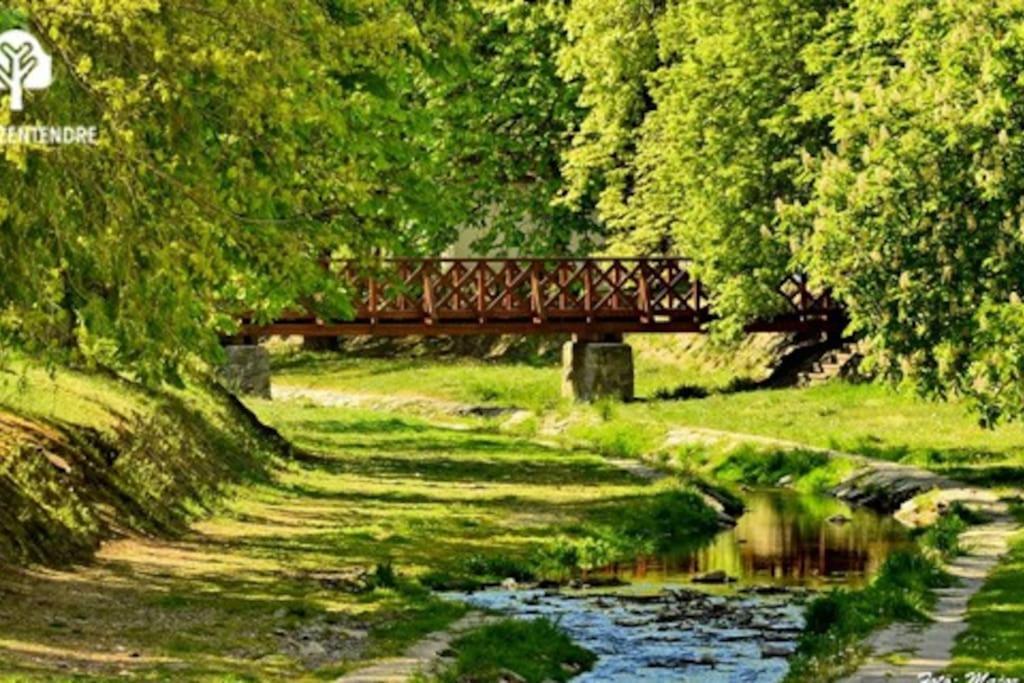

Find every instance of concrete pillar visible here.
[562,339,634,402]
[221,345,272,398]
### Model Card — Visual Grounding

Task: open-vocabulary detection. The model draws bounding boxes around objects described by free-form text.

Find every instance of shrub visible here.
[713,445,830,487]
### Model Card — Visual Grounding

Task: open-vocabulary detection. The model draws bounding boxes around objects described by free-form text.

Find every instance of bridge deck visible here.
[237,258,844,338]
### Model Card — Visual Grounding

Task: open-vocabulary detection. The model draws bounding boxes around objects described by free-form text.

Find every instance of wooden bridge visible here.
[236,257,844,339]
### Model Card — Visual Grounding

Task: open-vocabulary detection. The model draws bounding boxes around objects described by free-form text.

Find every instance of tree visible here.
[796,0,1024,422]
[425,0,601,255]
[0,1,460,381]
[556,0,838,330]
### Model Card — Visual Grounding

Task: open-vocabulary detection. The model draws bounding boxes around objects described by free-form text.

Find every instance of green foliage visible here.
[794,0,1024,422]
[429,0,600,255]
[0,0,595,381]
[556,0,1024,420]
[1,0,451,380]
[787,550,954,681]
[436,619,596,683]
[917,503,984,559]
[558,0,837,327]
[713,446,831,487]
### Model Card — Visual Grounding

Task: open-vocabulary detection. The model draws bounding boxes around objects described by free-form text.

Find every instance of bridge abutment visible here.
[562,336,634,402]
[220,345,272,398]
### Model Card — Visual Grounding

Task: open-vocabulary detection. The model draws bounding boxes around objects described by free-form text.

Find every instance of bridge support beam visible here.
[562,335,634,402]
[220,345,272,398]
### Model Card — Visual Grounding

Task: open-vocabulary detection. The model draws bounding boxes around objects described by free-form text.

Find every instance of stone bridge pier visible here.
[561,333,634,402]
[220,334,635,403]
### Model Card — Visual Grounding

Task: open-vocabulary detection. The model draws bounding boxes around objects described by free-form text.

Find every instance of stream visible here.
[448,490,910,682]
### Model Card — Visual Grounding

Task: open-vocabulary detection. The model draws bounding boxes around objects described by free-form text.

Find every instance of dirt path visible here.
[336,612,495,683]
[839,510,1017,683]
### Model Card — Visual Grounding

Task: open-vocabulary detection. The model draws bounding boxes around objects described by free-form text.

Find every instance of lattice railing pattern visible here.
[342,258,710,324]
[241,258,843,337]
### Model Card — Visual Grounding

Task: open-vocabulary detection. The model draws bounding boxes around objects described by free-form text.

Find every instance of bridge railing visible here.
[339,258,709,325]
[240,257,842,336]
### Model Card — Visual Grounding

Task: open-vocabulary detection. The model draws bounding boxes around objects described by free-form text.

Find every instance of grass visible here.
[0,377,718,680]
[0,361,282,566]
[620,382,1024,487]
[786,550,955,682]
[269,333,782,411]
[432,619,596,683]
[948,511,1024,679]
[6,343,1024,680]
[271,344,1024,490]
[916,503,985,559]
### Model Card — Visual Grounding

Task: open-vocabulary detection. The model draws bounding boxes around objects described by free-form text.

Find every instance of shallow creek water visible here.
[449,490,910,682]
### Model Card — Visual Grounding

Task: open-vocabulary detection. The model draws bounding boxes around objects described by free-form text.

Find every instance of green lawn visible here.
[272,349,1024,487]
[0,390,701,681]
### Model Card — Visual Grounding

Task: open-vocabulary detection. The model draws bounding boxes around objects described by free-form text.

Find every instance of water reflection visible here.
[604,490,910,586]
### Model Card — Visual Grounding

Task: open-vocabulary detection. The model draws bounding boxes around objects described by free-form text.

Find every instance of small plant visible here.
[595,397,617,421]
[918,503,983,559]
[370,561,399,589]
[436,619,595,683]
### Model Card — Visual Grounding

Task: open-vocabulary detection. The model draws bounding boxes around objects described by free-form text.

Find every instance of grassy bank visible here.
[0,362,284,566]
[0,382,718,680]
[785,550,954,682]
[271,347,1024,490]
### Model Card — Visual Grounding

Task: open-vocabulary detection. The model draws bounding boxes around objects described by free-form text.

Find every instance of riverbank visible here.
[0,366,722,680]
[3,346,1023,681]
[268,346,1024,681]
[0,362,285,567]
